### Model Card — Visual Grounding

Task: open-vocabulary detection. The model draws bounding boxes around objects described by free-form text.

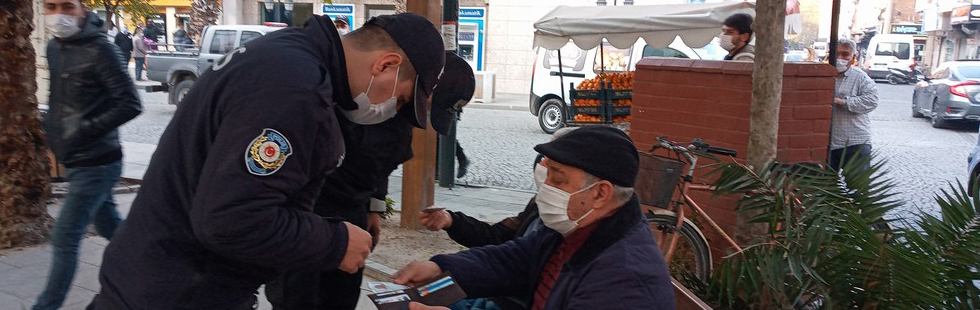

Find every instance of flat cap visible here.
[534,126,638,187]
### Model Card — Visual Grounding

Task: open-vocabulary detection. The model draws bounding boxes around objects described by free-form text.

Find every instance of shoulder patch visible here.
[245,128,293,176]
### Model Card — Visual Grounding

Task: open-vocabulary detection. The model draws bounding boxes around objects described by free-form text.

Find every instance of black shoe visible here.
[457,158,470,178]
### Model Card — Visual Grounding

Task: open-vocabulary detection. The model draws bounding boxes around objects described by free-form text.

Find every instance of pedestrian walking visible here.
[90,13,446,310]
[34,1,143,309]
[830,38,878,172]
[113,24,132,67]
[131,27,149,80]
[720,13,755,61]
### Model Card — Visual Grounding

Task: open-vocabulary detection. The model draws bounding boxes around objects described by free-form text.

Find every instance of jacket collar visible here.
[566,194,643,270]
[302,15,357,111]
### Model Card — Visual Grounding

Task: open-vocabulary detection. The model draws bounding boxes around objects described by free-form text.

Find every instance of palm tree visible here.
[189,0,220,39]
[0,0,54,249]
[686,155,980,309]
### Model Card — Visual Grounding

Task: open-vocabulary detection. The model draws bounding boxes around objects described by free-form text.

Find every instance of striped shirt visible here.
[831,66,878,150]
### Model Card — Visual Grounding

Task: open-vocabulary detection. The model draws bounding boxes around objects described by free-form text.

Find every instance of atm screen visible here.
[460,45,474,61]
[459,32,475,41]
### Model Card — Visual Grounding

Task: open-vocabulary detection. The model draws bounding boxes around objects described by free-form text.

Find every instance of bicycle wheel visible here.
[647,212,712,280]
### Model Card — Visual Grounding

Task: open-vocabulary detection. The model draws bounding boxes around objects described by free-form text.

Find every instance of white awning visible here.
[532,2,756,50]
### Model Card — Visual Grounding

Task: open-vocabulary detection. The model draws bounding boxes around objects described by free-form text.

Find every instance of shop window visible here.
[367,5,397,20]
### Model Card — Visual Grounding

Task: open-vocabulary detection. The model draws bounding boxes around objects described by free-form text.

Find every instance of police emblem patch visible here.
[245,129,292,176]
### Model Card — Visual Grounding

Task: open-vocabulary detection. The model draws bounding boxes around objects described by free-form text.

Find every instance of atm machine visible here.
[458,23,480,71]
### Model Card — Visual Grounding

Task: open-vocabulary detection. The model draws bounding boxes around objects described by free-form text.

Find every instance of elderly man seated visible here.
[394,127,675,310]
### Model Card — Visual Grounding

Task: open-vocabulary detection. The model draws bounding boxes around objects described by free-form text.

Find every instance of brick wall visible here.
[631,58,836,260]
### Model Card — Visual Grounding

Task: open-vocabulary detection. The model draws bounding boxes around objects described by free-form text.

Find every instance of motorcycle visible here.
[886,67,919,85]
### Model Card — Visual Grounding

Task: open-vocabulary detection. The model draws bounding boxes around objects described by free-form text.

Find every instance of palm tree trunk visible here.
[0,0,54,249]
[189,0,221,38]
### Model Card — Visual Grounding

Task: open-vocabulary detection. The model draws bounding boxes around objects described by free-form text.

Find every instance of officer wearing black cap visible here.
[394,126,676,310]
[265,52,476,310]
[93,13,446,310]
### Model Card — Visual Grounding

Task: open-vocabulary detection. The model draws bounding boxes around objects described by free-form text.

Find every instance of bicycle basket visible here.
[635,152,685,209]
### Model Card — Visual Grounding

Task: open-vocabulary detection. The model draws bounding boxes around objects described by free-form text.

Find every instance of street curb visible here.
[464,103,528,112]
[364,259,398,280]
[49,177,142,199]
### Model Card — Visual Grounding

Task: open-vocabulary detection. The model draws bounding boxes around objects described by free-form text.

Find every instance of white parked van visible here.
[529,36,723,133]
[862,34,915,80]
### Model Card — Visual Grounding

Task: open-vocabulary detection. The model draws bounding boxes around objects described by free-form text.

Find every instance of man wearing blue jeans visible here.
[36,0,142,309]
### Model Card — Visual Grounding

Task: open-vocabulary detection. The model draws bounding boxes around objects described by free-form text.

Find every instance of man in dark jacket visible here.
[35,1,143,310]
[92,13,445,310]
[113,24,133,67]
[266,52,476,310]
[395,127,676,310]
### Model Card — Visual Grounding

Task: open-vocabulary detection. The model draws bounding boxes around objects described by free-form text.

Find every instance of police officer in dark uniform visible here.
[265,52,476,310]
[92,13,446,310]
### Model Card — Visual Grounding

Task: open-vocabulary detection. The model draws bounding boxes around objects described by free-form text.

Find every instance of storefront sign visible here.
[322,4,355,30]
[459,8,485,18]
[891,24,925,35]
[950,4,980,24]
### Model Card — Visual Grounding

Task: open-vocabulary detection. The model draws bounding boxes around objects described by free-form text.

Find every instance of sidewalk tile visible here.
[70,263,101,293]
[0,263,49,299]
[0,247,51,268]
[0,291,28,310]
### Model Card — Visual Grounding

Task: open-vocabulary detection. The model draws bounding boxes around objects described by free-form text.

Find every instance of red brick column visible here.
[631,58,836,260]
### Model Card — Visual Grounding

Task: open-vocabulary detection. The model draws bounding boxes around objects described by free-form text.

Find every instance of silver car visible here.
[912,60,980,128]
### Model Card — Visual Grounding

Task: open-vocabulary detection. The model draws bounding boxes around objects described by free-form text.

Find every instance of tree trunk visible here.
[0,0,54,249]
[102,1,114,29]
[189,0,220,38]
[739,0,785,245]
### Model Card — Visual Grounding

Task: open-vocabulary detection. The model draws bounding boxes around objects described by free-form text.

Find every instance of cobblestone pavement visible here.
[119,86,551,191]
[870,83,978,219]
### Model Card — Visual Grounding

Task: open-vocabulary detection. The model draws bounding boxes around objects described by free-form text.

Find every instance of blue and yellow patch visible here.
[245,128,292,176]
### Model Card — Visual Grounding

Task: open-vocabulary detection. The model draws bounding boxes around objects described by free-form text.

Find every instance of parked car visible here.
[145,24,285,105]
[862,34,915,80]
[968,135,980,196]
[529,36,714,133]
[912,60,980,128]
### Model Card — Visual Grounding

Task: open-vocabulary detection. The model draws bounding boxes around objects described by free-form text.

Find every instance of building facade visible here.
[917,0,977,73]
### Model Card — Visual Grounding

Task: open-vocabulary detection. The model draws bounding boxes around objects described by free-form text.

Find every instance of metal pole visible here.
[437,0,459,188]
[558,49,566,103]
[828,0,841,162]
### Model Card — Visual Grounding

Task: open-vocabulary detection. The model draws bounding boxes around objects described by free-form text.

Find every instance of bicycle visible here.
[636,137,740,280]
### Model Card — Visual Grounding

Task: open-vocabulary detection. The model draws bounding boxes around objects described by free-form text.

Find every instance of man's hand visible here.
[367,212,382,251]
[393,261,443,286]
[419,210,453,231]
[339,222,372,274]
[833,97,846,107]
[408,302,450,310]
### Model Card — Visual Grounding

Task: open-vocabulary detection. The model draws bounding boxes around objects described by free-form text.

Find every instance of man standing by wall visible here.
[831,38,878,171]
[34,1,143,309]
[132,27,149,80]
[721,13,755,61]
[113,24,132,67]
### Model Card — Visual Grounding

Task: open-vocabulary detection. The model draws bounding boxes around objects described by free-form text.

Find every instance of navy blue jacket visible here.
[431,196,676,310]
[95,16,352,310]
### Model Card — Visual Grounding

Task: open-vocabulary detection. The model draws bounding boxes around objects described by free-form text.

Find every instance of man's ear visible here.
[593,181,615,208]
[371,52,405,76]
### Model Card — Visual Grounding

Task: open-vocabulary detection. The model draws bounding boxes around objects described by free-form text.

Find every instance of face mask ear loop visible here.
[390,66,401,98]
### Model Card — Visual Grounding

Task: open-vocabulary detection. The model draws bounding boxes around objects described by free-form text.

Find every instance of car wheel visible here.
[169,79,195,106]
[931,100,949,128]
[912,96,924,118]
[538,99,565,134]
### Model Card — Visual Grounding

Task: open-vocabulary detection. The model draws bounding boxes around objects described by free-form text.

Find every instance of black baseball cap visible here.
[431,52,475,135]
[334,15,349,25]
[366,13,446,130]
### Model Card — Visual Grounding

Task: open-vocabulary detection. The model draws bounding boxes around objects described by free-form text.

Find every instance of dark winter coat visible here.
[44,12,142,168]
[113,31,133,61]
[444,199,540,248]
[94,15,353,310]
[431,196,676,310]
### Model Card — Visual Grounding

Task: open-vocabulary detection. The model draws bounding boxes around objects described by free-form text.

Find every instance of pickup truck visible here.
[145,24,285,105]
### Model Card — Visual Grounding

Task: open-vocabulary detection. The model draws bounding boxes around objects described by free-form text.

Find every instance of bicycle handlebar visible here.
[652,137,738,157]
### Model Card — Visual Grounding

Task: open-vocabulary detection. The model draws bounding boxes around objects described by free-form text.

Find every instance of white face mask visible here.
[535,182,597,235]
[337,28,350,36]
[836,58,850,73]
[46,14,82,38]
[533,164,547,189]
[342,66,400,125]
[719,34,737,52]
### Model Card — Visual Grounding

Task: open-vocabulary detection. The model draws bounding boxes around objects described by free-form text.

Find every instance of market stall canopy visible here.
[533,2,756,50]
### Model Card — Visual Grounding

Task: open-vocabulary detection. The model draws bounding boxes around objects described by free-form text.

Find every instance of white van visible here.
[529,36,723,133]
[862,34,915,80]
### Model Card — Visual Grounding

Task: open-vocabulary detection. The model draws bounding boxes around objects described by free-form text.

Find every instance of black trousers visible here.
[829,144,872,172]
[265,267,365,310]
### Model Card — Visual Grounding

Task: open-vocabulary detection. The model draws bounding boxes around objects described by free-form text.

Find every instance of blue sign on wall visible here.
[460,8,485,18]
